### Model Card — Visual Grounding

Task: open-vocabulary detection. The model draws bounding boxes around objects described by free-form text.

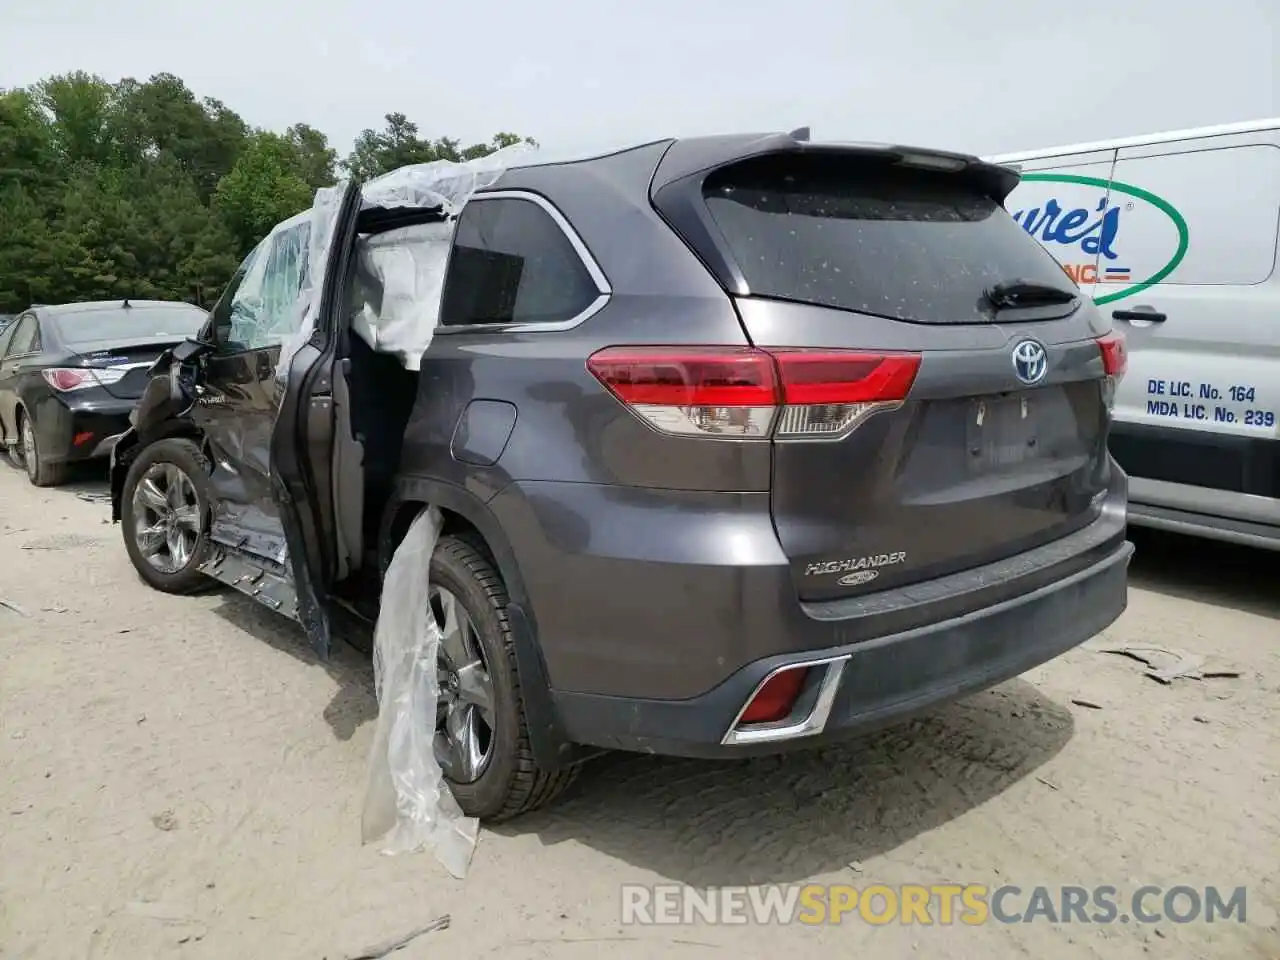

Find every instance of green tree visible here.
[342,113,537,181]
[0,74,537,313]
[111,74,248,198]
[34,72,116,167]
[213,131,314,256]
[284,123,338,191]
[0,89,57,190]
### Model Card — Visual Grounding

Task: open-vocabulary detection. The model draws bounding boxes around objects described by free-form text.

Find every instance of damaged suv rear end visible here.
[112,130,1132,820]
[441,134,1132,761]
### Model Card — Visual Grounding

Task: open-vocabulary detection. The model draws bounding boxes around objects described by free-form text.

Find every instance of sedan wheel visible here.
[131,461,203,574]
[20,416,36,470]
[18,411,66,487]
[430,585,497,784]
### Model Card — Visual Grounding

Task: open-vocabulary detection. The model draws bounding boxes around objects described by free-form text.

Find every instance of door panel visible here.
[0,315,27,441]
[191,344,288,558]
[191,240,285,556]
[268,182,362,657]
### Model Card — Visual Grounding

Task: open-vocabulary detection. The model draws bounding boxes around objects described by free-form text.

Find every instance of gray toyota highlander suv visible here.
[111,131,1133,821]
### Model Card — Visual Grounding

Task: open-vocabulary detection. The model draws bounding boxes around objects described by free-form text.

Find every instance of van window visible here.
[1109,144,1280,287]
[439,197,600,326]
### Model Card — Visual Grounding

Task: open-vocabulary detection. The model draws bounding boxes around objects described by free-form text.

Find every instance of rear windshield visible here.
[701,154,1074,323]
[50,307,207,346]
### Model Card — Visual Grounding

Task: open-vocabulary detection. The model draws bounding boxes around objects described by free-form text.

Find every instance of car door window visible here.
[257,221,310,341]
[4,316,38,358]
[210,222,311,353]
[439,197,601,327]
[0,318,20,358]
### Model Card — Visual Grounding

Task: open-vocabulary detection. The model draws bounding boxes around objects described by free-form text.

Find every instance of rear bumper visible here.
[553,536,1132,757]
[34,392,135,464]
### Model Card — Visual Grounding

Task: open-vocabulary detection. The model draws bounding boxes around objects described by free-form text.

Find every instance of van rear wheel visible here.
[429,534,578,821]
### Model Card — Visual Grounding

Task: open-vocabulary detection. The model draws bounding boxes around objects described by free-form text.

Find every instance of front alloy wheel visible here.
[131,462,203,574]
[119,438,213,594]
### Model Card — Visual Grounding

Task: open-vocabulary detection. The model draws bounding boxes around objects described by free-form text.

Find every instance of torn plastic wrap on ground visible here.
[361,506,478,878]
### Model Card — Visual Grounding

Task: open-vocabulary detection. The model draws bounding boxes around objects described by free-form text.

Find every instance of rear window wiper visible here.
[982,279,1079,310]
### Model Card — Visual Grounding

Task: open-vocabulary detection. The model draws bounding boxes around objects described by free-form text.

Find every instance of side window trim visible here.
[0,314,25,359]
[436,189,613,335]
[3,315,39,359]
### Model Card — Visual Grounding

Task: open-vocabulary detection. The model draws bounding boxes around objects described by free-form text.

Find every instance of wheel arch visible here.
[381,478,580,771]
[110,419,206,523]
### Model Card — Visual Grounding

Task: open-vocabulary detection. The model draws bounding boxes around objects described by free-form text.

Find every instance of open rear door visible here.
[269,180,363,658]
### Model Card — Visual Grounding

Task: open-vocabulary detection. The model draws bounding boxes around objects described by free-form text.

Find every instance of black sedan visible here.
[0,300,208,486]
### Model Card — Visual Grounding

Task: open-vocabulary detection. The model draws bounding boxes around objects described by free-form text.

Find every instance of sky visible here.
[3,0,1277,161]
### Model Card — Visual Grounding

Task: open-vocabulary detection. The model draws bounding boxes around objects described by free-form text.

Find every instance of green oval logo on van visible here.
[1010,173,1189,305]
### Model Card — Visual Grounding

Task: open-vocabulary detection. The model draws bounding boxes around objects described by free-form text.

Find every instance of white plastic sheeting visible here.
[277,184,344,381]
[361,506,478,878]
[348,221,453,372]
[278,142,534,378]
[360,144,524,215]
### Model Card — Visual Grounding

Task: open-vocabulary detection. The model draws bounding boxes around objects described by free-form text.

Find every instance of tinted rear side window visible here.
[701,154,1073,323]
[50,308,206,346]
[440,197,600,326]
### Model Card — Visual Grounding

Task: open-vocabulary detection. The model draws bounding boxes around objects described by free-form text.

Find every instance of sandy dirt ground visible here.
[1,461,1277,960]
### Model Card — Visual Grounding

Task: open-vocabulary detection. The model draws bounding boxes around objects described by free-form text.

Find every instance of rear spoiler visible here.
[651,131,1022,203]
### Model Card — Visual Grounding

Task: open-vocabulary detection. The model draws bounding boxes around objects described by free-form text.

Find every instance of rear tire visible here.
[430,534,578,822]
[120,438,214,594]
[18,409,67,488]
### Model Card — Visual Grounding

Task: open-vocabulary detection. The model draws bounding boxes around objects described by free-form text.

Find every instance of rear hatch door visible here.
[653,142,1121,601]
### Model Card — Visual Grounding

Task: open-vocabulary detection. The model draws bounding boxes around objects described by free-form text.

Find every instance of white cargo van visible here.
[989,119,1280,550]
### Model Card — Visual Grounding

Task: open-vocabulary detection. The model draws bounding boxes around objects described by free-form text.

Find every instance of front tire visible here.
[430,534,578,822]
[18,409,67,487]
[120,438,214,594]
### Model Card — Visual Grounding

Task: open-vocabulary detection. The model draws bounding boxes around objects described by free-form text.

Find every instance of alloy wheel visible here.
[131,462,202,574]
[430,585,497,784]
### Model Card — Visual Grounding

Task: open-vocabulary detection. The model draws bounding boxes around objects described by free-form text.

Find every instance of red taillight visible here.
[1096,331,1127,379]
[586,346,921,440]
[583,347,778,407]
[771,350,920,405]
[42,368,93,392]
[739,667,808,724]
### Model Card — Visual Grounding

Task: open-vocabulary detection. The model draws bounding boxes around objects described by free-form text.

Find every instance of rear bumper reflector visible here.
[721,657,848,746]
